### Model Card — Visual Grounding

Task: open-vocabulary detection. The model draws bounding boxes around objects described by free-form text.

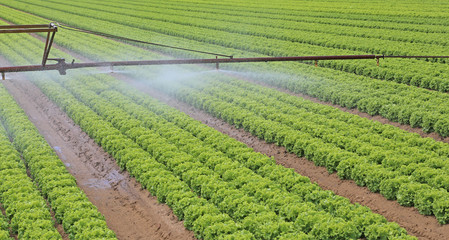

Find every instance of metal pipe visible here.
[383,55,449,59]
[0,24,50,29]
[215,56,219,70]
[0,55,377,73]
[0,29,57,34]
[42,30,57,66]
[1,55,449,76]
[42,31,51,66]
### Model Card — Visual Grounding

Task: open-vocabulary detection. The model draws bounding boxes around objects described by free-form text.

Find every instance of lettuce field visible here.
[0,0,449,239]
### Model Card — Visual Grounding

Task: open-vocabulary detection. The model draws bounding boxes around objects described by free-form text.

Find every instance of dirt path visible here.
[118,76,449,240]
[1,75,195,240]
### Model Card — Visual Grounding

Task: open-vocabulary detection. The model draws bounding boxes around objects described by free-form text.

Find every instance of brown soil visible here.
[1,73,195,240]
[119,76,449,240]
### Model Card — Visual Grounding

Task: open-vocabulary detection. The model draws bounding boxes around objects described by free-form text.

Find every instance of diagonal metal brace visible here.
[42,23,58,66]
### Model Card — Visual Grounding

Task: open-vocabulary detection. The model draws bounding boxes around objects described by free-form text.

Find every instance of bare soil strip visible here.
[118,76,449,240]
[1,76,195,240]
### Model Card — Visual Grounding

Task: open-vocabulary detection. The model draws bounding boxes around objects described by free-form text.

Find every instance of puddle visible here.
[85,178,111,189]
[53,146,67,160]
[107,169,125,183]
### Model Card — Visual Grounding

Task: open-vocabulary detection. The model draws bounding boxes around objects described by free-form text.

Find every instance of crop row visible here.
[0,118,60,239]
[0,119,57,239]
[146,70,449,224]
[0,213,10,239]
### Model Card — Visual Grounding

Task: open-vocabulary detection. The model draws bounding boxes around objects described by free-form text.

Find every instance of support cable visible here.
[57,23,233,58]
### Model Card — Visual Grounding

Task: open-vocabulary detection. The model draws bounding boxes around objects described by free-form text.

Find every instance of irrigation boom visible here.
[1,23,449,80]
